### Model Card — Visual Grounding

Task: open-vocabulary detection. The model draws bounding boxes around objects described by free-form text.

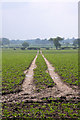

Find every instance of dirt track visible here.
[2,51,79,103]
[41,51,79,98]
[22,52,38,94]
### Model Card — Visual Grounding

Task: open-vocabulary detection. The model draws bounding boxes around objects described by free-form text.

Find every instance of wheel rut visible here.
[41,51,79,99]
[2,51,79,104]
[2,51,39,103]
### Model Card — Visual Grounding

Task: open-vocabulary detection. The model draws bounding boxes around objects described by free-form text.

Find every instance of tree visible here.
[65,42,70,47]
[78,38,80,48]
[73,39,78,47]
[53,36,64,49]
[22,42,29,48]
[2,38,10,45]
[49,38,54,48]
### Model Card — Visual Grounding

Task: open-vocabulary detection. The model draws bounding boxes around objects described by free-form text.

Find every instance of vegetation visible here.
[2,49,36,94]
[34,54,55,92]
[2,98,79,119]
[73,39,78,47]
[49,37,64,49]
[0,37,77,49]
[22,42,29,49]
[77,38,80,48]
[1,38,10,46]
[2,49,79,119]
[43,50,78,87]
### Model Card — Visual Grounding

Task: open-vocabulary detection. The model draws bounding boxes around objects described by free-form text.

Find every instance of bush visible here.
[46,48,49,50]
[21,47,25,50]
[13,48,16,50]
[27,47,40,50]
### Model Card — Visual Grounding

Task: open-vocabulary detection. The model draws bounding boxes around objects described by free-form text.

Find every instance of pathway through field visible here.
[41,51,79,98]
[2,50,79,104]
[2,51,39,103]
[22,51,38,94]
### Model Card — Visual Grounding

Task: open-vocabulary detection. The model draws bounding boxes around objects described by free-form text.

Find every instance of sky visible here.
[0,0,79,40]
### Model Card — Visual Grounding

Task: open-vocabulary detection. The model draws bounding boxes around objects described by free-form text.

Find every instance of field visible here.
[34,54,55,92]
[2,49,37,94]
[2,49,79,119]
[2,98,79,119]
[43,50,78,87]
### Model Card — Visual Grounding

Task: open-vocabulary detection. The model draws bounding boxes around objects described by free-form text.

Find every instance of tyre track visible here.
[2,50,79,103]
[2,51,39,103]
[41,51,79,98]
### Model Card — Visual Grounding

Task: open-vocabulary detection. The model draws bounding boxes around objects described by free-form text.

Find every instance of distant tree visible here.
[49,38,54,48]
[21,47,26,50]
[72,38,80,48]
[73,39,78,47]
[22,42,29,48]
[35,38,41,44]
[76,38,80,48]
[53,37,64,49]
[2,38,10,45]
[13,48,16,50]
[65,42,70,47]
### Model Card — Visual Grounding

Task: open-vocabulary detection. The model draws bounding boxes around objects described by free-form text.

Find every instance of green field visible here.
[2,49,37,94]
[43,49,78,87]
[34,54,55,92]
[2,98,79,119]
[2,49,79,119]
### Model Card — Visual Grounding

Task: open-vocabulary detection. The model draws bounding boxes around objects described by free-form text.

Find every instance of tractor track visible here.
[2,51,79,104]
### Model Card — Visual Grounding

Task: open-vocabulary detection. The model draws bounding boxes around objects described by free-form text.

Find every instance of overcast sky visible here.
[1,1,79,40]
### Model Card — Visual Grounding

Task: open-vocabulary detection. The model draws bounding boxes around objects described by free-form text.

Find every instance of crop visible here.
[33,54,55,92]
[2,49,79,119]
[2,49,36,94]
[43,50,78,86]
[2,98,80,119]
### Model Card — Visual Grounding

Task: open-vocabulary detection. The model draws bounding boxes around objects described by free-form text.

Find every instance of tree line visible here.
[0,37,80,49]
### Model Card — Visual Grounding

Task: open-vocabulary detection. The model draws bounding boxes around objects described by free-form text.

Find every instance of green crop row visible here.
[2,49,37,94]
[43,50,78,86]
[2,98,80,119]
[2,49,79,119]
[33,54,55,92]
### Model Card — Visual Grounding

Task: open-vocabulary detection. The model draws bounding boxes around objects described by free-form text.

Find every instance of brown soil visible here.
[2,51,79,104]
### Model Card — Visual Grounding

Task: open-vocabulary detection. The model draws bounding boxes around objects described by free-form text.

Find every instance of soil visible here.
[41,51,79,99]
[2,50,79,104]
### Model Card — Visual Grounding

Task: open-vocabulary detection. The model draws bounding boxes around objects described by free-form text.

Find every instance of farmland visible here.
[2,98,80,119]
[2,49,37,94]
[2,49,79,119]
[43,50,78,87]
[34,54,55,92]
